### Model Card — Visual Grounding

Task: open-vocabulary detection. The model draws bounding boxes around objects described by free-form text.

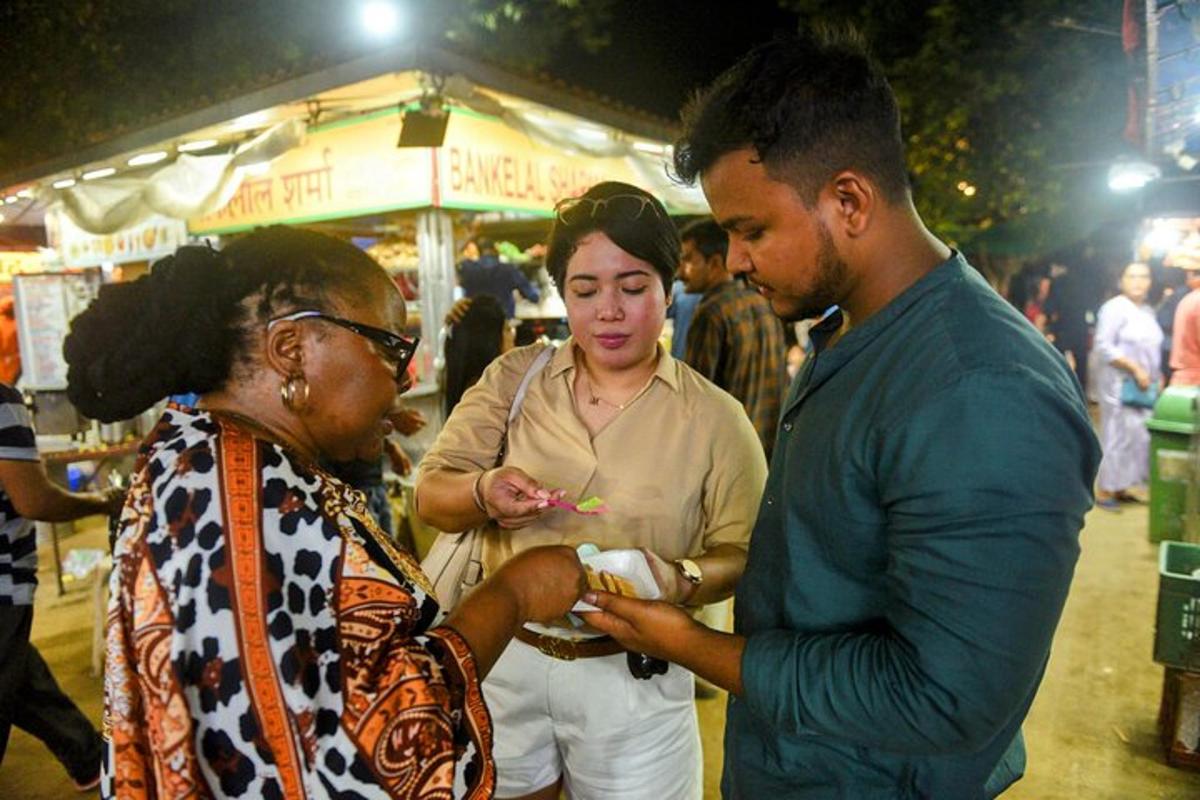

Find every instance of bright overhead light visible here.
[1108,160,1160,192]
[1143,221,1184,254]
[962,184,977,197]
[52,178,77,189]
[576,127,608,141]
[3,196,16,205]
[632,141,667,155]
[229,111,269,130]
[523,111,556,127]
[361,2,401,37]
[0,212,5,224]
[127,151,168,167]
[178,139,218,152]
[82,167,117,181]
[16,189,32,199]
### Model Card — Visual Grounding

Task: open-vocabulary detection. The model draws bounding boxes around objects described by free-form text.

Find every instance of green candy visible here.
[576,496,605,512]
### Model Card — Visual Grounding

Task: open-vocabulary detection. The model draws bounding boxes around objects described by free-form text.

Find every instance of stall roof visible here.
[0,227,45,251]
[0,43,679,194]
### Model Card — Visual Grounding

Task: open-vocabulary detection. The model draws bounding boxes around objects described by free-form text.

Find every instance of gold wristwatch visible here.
[674,558,703,586]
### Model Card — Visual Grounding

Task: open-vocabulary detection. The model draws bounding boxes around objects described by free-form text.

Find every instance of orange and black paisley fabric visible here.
[101,406,494,799]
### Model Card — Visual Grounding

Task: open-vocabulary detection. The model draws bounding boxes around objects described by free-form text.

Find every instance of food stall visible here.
[16,210,190,593]
[179,70,707,441]
[0,45,713,617]
[0,47,707,516]
[1138,217,1200,272]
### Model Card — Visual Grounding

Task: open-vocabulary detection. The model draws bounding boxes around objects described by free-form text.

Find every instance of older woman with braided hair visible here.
[65,226,585,799]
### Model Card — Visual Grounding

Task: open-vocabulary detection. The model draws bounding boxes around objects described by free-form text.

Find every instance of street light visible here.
[361,2,401,38]
[1107,160,1161,192]
[1142,220,1184,255]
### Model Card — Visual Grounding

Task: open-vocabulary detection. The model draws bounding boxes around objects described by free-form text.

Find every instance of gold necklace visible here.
[581,367,636,411]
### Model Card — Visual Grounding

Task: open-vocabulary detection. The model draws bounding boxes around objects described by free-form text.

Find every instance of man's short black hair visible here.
[673,28,910,206]
[679,218,728,261]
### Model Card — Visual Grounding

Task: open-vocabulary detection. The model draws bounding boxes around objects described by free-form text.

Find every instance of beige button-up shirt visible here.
[418,340,767,578]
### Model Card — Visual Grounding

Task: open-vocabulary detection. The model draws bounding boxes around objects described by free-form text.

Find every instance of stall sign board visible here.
[1139,217,1200,270]
[189,110,435,234]
[437,111,648,213]
[190,105,697,233]
[0,251,45,282]
[13,271,102,390]
[1149,2,1200,158]
[46,205,189,268]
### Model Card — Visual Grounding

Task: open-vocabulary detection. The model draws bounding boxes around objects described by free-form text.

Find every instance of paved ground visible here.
[3,503,1200,798]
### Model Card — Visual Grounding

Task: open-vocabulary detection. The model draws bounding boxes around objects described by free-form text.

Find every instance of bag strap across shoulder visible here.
[496,343,555,466]
[508,345,556,425]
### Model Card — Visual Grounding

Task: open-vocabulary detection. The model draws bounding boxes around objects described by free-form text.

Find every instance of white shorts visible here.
[483,638,702,799]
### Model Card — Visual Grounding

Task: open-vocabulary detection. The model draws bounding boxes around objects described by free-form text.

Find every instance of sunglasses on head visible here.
[268,310,419,378]
[554,193,666,227]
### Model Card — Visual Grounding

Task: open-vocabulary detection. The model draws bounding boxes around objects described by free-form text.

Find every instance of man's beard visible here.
[776,221,847,323]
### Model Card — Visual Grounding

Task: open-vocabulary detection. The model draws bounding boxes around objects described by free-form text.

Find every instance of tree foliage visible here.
[2,0,1132,262]
[781,0,1130,257]
[0,0,613,176]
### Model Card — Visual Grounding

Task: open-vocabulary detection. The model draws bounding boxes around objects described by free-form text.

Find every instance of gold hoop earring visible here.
[280,374,310,412]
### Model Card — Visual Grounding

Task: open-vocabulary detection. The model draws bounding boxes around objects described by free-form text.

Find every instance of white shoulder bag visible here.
[421,345,556,609]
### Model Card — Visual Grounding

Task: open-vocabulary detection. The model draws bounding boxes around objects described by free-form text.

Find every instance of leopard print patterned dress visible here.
[101,406,494,799]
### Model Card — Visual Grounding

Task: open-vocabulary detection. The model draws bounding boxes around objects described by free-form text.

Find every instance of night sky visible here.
[546,1,800,119]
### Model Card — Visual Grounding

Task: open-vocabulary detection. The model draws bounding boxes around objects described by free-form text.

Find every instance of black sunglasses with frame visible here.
[553,193,667,227]
[269,310,419,377]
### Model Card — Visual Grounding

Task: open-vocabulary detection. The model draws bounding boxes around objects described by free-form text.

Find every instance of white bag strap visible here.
[508,345,556,425]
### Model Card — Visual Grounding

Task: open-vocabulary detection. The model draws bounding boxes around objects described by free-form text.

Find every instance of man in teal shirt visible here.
[581,30,1100,799]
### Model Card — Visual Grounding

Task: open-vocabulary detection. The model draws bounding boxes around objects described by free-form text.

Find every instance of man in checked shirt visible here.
[679,217,786,459]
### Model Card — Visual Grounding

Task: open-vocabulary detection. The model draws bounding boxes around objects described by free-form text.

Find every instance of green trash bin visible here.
[1148,386,1200,543]
[1154,540,1200,669]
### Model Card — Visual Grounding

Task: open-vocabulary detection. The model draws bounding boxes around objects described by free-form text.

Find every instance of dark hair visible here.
[1163,265,1190,289]
[476,237,497,256]
[673,28,910,206]
[443,295,507,417]
[64,226,388,422]
[545,181,679,295]
[679,218,729,261]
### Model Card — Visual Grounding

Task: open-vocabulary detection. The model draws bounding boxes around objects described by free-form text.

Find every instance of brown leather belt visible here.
[513,626,625,660]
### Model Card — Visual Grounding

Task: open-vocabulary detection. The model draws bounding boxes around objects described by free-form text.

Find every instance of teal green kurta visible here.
[725,254,1100,799]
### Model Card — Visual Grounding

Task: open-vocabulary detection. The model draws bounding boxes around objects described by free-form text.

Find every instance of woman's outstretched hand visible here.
[445,545,586,676]
[490,545,588,624]
[479,466,565,529]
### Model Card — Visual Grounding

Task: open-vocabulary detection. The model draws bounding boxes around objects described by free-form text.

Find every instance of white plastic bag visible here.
[572,548,662,612]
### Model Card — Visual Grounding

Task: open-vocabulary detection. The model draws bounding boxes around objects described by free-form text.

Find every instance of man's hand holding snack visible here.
[578,591,696,660]
[580,591,747,696]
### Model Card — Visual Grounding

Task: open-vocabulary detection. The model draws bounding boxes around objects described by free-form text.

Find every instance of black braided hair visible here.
[443,294,507,418]
[64,226,387,422]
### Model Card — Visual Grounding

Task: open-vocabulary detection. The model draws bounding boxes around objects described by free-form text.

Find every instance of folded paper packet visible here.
[585,567,638,597]
[572,547,662,613]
